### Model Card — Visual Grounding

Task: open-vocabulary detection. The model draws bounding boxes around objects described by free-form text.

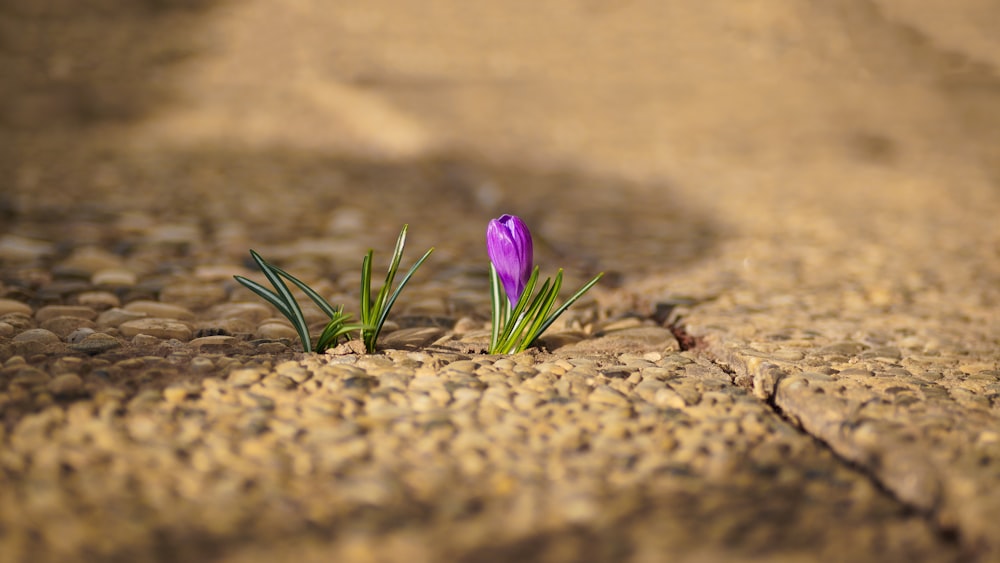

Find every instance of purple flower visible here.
[487,214,533,306]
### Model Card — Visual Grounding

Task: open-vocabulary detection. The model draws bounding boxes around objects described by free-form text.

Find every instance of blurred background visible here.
[2,0,999,297]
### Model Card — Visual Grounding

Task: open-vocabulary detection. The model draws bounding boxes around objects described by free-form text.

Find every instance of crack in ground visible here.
[666,321,969,558]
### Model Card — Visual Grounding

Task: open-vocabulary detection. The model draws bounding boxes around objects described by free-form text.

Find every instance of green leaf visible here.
[376,246,434,337]
[233,275,292,319]
[372,224,408,320]
[360,250,374,325]
[359,225,434,353]
[489,263,503,353]
[501,275,552,354]
[486,267,603,354]
[271,266,338,318]
[315,308,365,353]
[496,266,540,350]
[535,272,603,338]
[515,270,564,352]
[240,250,312,352]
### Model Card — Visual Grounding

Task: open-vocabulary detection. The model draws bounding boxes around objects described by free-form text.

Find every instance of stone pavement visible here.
[1,1,999,561]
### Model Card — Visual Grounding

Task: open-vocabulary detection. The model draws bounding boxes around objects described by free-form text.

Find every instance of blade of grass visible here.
[499,296,509,352]
[489,264,504,353]
[515,270,564,352]
[315,313,343,353]
[360,250,374,325]
[271,266,338,318]
[534,272,604,338]
[233,276,293,319]
[371,225,408,319]
[315,312,365,352]
[496,266,540,348]
[375,246,434,335]
[248,249,311,352]
[500,277,553,354]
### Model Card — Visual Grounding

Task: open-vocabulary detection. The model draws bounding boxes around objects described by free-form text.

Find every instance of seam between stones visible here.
[710,353,967,556]
[667,323,968,556]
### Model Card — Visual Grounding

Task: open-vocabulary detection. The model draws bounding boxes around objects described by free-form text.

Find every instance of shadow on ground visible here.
[1,149,720,303]
[1,1,718,289]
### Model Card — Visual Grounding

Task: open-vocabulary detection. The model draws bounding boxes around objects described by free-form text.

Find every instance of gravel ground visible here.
[2,1,1000,562]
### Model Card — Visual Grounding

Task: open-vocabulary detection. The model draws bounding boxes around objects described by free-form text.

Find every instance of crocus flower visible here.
[486,214,533,306]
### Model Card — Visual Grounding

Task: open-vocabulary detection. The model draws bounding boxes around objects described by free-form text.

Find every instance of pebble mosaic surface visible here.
[0,312,963,562]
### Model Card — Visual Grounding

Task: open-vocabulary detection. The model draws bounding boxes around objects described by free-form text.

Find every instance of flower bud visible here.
[486,214,533,306]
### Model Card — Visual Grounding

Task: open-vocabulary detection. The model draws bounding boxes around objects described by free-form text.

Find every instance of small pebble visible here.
[123,301,194,321]
[61,247,123,274]
[159,282,228,309]
[0,313,33,332]
[256,322,298,341]
[40,317,97,339]
[91,268,137,287]
[229,368,265,386]
[275,361,311,383]
[35,305,97,323]
[66,328,96,343]
[452,317,483,334]
[11,368,51,386]
[97,308,148,328]
[262,374,297,391]
[132,334,162,346]
[3,355,26,367]
[68,332,121,354]
[12,328,60,345]
[257,342,289,354]
[163,383,200,403]
[37,280,87,300]
[52,357,83,372]
[189,335,237,350]
[147,223,200,245]
[588,385,631,408]
[379,327,446,350]
[190,356,216,373]
[47,373,84,397]
[75,291,121,311]
[207,302,273,323]
[119,318,193,341]
[200,317,254,335]
[653,388,688,409]
[0,234,54,261]
[0,299,32,317]
[194,264,243,280]
[770,349,804,362]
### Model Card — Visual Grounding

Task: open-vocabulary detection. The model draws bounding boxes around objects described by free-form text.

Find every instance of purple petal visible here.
[487,214,533,305]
